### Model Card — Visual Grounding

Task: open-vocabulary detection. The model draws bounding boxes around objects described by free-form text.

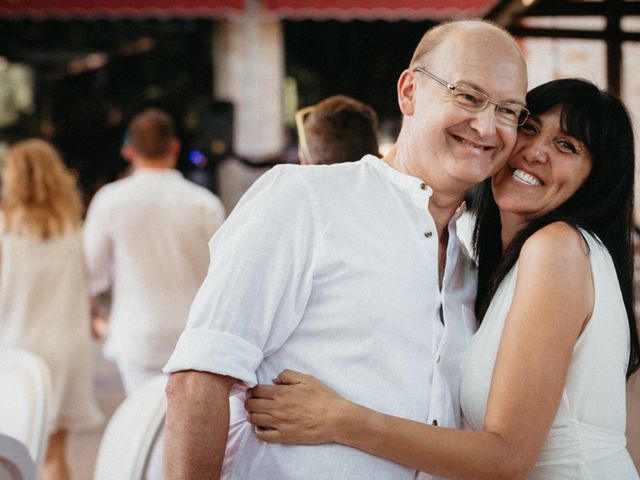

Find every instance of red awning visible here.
[263,0,497,21]
[0,0,244,20]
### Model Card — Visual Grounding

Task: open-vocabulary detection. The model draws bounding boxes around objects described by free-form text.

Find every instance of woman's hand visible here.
[245,369,348,445]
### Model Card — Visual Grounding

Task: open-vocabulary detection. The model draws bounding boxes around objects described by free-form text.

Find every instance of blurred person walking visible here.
[0,139,104,480]
[83,108,225,395]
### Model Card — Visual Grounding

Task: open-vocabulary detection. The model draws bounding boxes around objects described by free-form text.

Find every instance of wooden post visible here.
[605,0,622,95]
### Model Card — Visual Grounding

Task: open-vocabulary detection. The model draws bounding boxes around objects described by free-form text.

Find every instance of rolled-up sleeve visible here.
[164,166,318,386]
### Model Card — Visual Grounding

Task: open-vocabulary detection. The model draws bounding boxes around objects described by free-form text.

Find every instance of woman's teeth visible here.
[513,169,542,186]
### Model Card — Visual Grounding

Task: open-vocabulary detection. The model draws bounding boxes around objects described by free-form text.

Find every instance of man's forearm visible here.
[164,370,236,479]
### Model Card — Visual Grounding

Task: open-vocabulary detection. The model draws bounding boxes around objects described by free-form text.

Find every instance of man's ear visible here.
[397,69,416,116]
[121,143,135,162]
[170,138,181,158]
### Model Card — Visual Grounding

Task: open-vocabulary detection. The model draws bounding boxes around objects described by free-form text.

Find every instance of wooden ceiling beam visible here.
[484,0,637,94]
[523,0,640,17]
[486,0,640,24]
[508,26,640,41]
[484,0,533,26]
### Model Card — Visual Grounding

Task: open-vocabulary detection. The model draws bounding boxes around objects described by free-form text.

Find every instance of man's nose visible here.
[469,106,497,138]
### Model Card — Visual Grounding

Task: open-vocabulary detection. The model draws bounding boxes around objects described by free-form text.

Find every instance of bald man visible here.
[164,20,527,480]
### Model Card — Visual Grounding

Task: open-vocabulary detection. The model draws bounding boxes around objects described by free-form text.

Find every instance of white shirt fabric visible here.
[461,230,639,479]
[456,210,476,257]
[84,168,225,369]
[165,155,477,480]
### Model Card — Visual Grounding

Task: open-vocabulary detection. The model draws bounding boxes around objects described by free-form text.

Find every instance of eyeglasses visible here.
[413,67,530,127]
[295,105,316,164]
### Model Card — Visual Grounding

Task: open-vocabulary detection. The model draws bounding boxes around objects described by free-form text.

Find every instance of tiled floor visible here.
[67,342,125,480]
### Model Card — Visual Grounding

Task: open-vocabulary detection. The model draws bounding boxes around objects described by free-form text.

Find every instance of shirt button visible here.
[420,182,427,190]
[424,231,433,239]
[432,419,438,426]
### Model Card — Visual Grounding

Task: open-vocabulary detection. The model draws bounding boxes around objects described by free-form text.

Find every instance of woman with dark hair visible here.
[245,79,640,479]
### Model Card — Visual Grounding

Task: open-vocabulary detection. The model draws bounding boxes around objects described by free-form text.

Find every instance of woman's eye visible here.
[555,139,578,154]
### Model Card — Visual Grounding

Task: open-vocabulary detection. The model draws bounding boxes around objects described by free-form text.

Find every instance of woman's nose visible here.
[522,138,548,164]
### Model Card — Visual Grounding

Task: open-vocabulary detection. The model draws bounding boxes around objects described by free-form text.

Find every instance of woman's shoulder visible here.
[520,221,590,272]
[515,222,594,330]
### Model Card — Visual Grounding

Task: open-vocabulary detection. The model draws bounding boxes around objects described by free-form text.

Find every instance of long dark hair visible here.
[472,78,639,378]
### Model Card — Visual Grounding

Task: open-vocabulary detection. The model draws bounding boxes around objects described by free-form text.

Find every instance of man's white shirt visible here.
[165,156,477,479]
[84,168,225,368]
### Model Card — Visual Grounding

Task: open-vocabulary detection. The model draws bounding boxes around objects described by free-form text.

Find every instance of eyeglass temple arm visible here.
[413,67,456,91]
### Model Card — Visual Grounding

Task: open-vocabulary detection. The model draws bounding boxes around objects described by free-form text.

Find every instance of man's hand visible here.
[89,295,110,339]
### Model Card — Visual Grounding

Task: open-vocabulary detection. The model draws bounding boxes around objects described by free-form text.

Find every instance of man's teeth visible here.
[513,169,542,186]
[458,137,490,150]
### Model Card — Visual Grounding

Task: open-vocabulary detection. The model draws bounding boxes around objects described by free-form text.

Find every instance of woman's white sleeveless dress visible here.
[460,231,639,478]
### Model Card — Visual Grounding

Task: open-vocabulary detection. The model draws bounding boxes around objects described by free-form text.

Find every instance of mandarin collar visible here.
[362,155,433,196]
[450,202,467,224]
[362,155,466,225]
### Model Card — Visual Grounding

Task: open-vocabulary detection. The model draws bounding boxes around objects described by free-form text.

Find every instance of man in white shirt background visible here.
[84,108,225,395]
[164,20,528,480]
[296,94,380,165]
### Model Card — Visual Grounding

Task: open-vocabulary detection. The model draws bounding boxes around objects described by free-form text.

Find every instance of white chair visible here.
[94,375,167,480]
[0,433,36,480]
[0,349,52,476]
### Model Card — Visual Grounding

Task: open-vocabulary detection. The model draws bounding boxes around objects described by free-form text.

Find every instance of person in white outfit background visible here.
[246,79,640,479]
[84,108,225,395]
[0,139,104,480]
[295,94,380,166]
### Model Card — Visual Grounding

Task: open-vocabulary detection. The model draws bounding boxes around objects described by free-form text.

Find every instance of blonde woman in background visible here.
[0,139,103,480]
